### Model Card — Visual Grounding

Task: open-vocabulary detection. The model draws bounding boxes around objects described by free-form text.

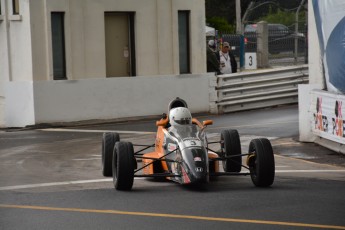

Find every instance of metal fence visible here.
[220,26,308,67]
[216,65,309,113]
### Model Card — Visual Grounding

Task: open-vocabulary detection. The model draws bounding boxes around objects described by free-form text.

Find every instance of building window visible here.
[178,11,190,74]
[51,12,67,80]
[12,0,19,15]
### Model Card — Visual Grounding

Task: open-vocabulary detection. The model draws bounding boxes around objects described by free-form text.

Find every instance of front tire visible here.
[248,138,275,187]
[102,132,120,177]
[221,129,242,172]
[113,142,135,191]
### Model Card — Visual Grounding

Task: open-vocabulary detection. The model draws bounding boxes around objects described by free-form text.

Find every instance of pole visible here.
[242,1,255,31]
[294,0,306,65]
[236,0,241,34]
[236,0,245,70]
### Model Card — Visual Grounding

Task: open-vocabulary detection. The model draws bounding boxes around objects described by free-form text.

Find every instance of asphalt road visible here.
[1,105,345,230]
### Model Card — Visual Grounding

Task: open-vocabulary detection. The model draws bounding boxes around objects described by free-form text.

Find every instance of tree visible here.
[205,0,307,31]
[205,0,252,32]
[207,16,235,33]
[257,8,306,28]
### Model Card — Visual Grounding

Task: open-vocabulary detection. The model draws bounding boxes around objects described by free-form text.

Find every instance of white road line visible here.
[1,169,344,191]
[72,158,101,161]
[38,128,155,135]
[276,169,345,173]
[208,120,297,130]
[0,179,112,191]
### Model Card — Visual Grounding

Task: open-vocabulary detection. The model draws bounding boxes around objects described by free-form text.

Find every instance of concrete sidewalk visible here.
[271,136,345,168]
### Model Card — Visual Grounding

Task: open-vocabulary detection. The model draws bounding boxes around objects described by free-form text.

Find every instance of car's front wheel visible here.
[248,138,275,187]
[221,129,242,172]
[102,132,120,177]
[112,142,135,191]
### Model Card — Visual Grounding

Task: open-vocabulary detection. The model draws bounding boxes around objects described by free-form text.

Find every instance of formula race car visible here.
[102,98,275,191]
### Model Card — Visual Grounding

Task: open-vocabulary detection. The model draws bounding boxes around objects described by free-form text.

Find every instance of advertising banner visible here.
[312,0,345,93]
[311,90,345,144]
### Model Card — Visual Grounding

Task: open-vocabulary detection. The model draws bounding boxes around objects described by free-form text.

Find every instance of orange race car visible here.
[102,98,275,191]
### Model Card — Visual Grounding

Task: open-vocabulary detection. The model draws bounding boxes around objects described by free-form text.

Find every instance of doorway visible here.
[104,12,136,77]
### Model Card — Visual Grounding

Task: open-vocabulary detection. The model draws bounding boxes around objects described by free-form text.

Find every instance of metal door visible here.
[105,13,131,77]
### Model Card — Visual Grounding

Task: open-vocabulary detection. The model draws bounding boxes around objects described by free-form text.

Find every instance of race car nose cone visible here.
[189,168,208,183]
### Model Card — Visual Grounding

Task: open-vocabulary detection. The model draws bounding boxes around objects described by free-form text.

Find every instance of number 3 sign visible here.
[245,53,257,69]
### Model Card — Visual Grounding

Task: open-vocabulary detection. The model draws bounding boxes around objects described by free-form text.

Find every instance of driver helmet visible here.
[169,107,192,126]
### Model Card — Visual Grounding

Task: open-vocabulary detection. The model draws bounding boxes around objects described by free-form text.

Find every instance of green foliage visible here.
[257,8,306,27]
[207,16,235,33]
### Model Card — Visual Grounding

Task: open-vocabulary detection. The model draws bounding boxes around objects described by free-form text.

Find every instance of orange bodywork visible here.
[208,152,219,173]
[142,117,169,174]
[142,117,217,176]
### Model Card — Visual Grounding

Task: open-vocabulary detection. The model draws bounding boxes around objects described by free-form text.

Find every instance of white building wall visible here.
[32,74,213,124]
[8,0,33,82]
[0,0,9,127]
[1,0,209,127]
[5,81,35,127]
[0,0,34,127]
[34,0,206,79]
[4,74,214,126]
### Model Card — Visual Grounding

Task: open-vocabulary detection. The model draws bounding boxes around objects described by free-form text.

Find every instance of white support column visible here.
[256,21,269,68]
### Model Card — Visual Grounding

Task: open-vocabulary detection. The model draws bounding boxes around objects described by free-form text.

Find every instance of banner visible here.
[312,0,345,93]
[311,90,345,144]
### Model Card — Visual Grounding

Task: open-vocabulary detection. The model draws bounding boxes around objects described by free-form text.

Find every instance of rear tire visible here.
[102,132,120,177]
[248,138,275,187]
[113,142,135,191]
[221,130,242,172]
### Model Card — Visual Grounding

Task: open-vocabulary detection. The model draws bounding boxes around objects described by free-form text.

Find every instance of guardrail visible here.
[216,65,308,113]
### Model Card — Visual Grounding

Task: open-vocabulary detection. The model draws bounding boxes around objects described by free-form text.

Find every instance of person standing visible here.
[206,40,221,75]
[216,42,237,74]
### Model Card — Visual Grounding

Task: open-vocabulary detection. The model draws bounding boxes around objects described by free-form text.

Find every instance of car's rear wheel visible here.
[102,132,120,177]
[113,142,135,191]
[248,138,275,187]
[221,129,242,172]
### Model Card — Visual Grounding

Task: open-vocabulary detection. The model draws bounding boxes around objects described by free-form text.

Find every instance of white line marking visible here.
[38,128,155,135]
[1,169,344,191]
[276,169,345,173]
[208,120,297,130]
[0,179,112,191]
[72,158,101,161]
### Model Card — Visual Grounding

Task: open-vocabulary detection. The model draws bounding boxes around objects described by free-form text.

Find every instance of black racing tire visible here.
[248,138,275,187]
[113,142,135,191]
[221,129,242,172]
[102,132,120,177]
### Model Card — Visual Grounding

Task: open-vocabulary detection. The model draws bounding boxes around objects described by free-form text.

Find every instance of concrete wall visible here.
[5,0,33,82]
[307,0,324,88]
[1,0,33,127]
[5,81,35,127]
[0,0,208,127]
[298,0,322,142]
[299,0,325,142]
[5,74,215,127]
